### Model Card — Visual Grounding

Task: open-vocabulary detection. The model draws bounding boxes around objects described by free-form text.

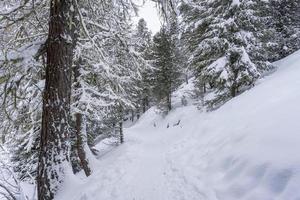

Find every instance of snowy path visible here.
[58,111,218,200]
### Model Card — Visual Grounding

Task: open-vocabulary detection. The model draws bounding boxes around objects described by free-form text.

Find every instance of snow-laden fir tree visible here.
[72,0,148,146]
[152,27,181,112]
[132,18,154,115]
[168,14,189,84]
[180,0,273,108]
[70,0,138,174]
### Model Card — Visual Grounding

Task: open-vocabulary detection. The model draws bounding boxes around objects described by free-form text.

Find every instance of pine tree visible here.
[168,14,188,84]
[71,0,147,145]
[133,19,153,114]
[152,27,181,112]
[180,0,273,108]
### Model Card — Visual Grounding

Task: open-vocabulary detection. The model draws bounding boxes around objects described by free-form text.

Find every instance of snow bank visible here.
[165,50,300,200]
[58,50,300,200]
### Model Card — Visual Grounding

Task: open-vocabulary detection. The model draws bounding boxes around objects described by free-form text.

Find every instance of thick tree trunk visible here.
[73,60,91,177]
[37,0,74,199]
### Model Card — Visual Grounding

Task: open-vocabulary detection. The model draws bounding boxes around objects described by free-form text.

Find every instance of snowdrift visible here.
[58,50,300,200]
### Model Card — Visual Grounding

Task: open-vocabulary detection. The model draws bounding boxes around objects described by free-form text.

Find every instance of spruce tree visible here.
[133,19,153,114]
[180,0,273,108]
[152,27,181,112]
[169,15,188,84]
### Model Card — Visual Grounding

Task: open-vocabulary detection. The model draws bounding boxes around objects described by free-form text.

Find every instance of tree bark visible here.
[75,113,92,177]
[37,0,74,199]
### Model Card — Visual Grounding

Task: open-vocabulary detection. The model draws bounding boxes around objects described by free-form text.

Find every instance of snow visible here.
[207,56,228,79]
[171,77,195,108]
[54,50,300,200]
[231,0,241,6]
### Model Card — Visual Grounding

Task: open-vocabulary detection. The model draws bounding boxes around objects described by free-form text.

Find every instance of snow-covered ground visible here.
[57,50,300,200]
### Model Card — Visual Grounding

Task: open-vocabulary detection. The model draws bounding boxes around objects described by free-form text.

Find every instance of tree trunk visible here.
[1,134,5,144]
[131,110,134,122]
[230,85,237,97]
[119,121,124,144]
[142,98,146,113]
[37,0,74,199]
[142,96,149,113]
[75,113,92,176]
[185,74,189,84]
[167,93,172,111]
[73,58,91,177]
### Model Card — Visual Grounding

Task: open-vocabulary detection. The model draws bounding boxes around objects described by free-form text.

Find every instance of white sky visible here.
[133,0,162,34]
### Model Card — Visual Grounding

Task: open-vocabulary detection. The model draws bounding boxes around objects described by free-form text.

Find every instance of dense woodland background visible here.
[0,0,299,199]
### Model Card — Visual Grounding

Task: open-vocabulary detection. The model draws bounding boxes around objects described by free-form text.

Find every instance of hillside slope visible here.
[58,50,300,200]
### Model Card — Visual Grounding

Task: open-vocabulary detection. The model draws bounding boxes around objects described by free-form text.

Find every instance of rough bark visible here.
[37,0,74,199]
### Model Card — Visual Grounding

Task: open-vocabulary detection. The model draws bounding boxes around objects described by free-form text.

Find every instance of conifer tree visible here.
[169,15,188,84]
[152,27,181,112]
[180,0,273,108]
[133,19,153,114]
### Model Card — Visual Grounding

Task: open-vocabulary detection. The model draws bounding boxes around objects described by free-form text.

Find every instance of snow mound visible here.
[58,50,300,200]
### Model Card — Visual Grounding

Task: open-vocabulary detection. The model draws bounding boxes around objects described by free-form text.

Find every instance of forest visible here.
[0,0,300,200]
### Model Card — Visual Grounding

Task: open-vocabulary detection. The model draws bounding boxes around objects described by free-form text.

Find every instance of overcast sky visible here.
[133,0,162,34]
